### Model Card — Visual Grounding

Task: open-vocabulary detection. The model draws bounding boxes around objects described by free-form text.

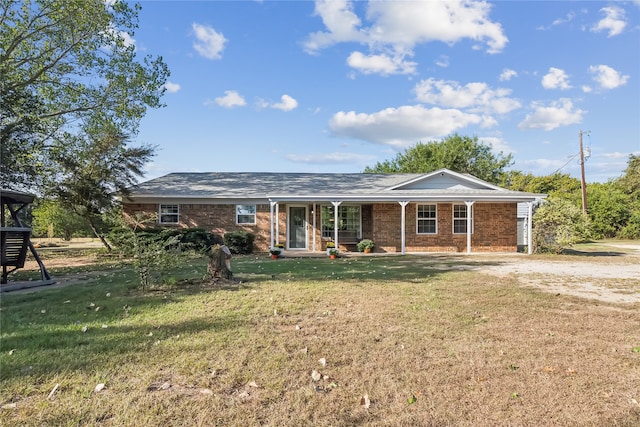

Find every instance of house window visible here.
[321,205,360,238]
[417,204,437,234]
[236,204,256,224]
[453,204,473,234]
[159,204,179,224]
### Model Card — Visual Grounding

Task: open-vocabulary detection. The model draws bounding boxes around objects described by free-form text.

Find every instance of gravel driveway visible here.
[478,244,640,304]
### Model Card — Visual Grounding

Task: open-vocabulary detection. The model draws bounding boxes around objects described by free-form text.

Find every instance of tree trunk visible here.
[207,245,232,281]
[87,216,112,251]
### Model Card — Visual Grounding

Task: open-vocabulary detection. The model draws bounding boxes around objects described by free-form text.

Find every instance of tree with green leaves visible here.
[501,171,581,198]
[363,134,513,184]
[46,124,154,250]
[31,199,91,240]
[1,0,169,190]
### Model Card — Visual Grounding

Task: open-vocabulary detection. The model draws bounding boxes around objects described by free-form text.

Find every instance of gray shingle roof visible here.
[125,171,544,202]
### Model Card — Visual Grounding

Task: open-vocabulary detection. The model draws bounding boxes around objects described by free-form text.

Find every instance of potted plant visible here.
[357,239,375,253]
[269,248,281,259]
[325,241,336,256]
[328,248,339,259]
[272,243,284,256]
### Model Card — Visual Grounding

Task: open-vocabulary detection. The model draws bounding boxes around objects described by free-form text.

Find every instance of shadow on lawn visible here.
[235,254,504,284]
[561,249,626,257]
[0,312,246,382]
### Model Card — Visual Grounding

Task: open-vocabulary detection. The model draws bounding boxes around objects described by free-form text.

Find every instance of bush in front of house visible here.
[180,228,224,253]
[224,231,255,254]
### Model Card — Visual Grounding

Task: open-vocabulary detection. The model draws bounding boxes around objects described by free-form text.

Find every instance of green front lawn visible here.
[1,254,639,426]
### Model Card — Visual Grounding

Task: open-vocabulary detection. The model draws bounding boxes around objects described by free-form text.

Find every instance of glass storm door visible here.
[288,206,307,250]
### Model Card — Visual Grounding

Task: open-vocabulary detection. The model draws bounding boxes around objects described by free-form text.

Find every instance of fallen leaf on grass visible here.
[199,388,213,395]
[311,370,321,382]
[94,383,105,393]
[360,394,371,408]
[81,326,88,333]
[47,383,60,400]
[1,403,17,409]
[319,358,327,367]
[407,394,417,404]
[247,381,259,388]
[8,349,16,355]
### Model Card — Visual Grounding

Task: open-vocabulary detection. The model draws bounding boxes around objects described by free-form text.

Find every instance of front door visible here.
[288,206,307,250]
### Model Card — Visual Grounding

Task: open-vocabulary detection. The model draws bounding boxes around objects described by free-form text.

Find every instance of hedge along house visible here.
[122,169,545,255]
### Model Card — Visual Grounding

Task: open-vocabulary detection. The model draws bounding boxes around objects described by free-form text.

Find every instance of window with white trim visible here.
[453,204,473,234]
[236,204,256,224]
[417,204,437,234]
[321,205,361,238]
[159,204,179,224]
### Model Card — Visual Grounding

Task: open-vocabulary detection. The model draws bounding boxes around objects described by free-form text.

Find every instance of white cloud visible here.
[602,151,634,159]
[211,90,246,108]
[518,98,585,131]
[284,152,376,164]
[581,85,593,93]
[589,64,629,90]
[435,55,449,68]
[304,0,366,52]
[271,94,299,112]
[552,11,576,27]
[329,105,482,147]
[499,68,517,81]
[478,136,515,154]
[192,23,227,59]
[346,51,417,75]
[591,6,627,37]
[163,81,181,93]
[541,67,572,90]
[304,0,507,76]
[414,78,521,115]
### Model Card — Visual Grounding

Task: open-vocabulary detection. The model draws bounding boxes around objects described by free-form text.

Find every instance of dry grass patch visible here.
[1,255,639,426]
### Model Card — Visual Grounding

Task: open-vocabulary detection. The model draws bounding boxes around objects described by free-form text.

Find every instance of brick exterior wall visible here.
[122,201,517,253]
[372,202,517,253]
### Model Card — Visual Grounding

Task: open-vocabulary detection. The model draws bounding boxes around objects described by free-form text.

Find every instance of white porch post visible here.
[312,203,317,252]
[331,201,341,248]
[275,203,279,245]
[399,201,409,255]
[527,201,533,255]
[465,201,475,255]
[269,201,277,248]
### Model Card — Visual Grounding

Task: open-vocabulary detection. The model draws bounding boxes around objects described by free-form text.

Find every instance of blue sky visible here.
[129,0,639,183]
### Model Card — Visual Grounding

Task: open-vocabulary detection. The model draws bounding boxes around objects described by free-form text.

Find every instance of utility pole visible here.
[579,130,588,215]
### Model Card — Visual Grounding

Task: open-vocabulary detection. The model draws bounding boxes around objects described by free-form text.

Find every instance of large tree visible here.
[0,0,169,190]
[363,134,513,184]
[47,122,154,250]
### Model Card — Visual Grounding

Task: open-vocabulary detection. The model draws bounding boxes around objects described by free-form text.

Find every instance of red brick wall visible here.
[123,201,517,253]
[122,202,280,251]
[372,202,517,253]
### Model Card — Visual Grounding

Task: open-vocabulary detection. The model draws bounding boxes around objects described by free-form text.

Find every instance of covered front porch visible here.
[267,198,536,255]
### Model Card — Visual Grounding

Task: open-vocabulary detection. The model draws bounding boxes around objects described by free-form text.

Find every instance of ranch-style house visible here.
[121,169,545,255]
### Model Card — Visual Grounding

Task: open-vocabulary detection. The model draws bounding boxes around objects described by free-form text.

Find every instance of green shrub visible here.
[224,231,255,254]
[532,198,591,254]
[357,239,375,252]
[180,228,223,252]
